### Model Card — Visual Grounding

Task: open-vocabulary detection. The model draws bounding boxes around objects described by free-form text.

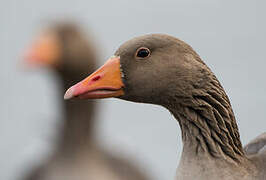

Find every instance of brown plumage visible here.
[65,34,266,180]
[23,23,150,180]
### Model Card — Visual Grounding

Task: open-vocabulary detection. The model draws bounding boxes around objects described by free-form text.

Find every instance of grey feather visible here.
[244,132,266,155]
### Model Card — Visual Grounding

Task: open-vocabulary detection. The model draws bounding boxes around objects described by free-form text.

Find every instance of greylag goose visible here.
[23,23,150,180]
[64,34,266,180]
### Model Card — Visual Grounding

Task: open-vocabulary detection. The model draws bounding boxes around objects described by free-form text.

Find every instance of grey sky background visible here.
[1,0,266,180]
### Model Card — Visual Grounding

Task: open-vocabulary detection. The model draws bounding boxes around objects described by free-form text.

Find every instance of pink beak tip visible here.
[64,87,75,100]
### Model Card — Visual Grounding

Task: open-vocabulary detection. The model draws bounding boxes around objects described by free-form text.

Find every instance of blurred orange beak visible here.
[64,56,124,99]
[23,33,60,67]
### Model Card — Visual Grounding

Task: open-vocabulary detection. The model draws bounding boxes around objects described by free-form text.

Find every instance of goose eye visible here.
[136,47,150,58]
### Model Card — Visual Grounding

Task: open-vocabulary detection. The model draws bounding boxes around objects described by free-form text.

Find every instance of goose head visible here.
[24,22,97,80]
[64,34,212,107]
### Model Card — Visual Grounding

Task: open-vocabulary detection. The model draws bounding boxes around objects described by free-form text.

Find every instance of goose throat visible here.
[168,76,244,161]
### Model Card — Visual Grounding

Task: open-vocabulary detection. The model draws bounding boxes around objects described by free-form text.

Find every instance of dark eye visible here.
[136,47,150,58]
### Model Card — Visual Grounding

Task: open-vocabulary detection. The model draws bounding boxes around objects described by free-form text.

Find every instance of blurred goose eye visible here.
[136,47,150,58]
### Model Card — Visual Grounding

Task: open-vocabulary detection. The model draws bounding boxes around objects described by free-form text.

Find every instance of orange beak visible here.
[23,33,60,67]
[64,56,124,99]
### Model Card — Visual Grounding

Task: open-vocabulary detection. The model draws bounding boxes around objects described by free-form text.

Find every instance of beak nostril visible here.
[92,75,101,82]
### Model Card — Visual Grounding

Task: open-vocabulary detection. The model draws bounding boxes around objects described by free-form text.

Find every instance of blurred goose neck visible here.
[56,73,97,155]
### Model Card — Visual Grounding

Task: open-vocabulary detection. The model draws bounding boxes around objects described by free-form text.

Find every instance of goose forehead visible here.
[115,35,178,56]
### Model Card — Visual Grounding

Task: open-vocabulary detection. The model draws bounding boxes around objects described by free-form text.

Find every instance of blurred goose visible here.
[23,23,150,180]
[64,34,266,180]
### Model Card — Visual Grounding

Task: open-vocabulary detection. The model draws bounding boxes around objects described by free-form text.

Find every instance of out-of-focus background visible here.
[1,1,266,180]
